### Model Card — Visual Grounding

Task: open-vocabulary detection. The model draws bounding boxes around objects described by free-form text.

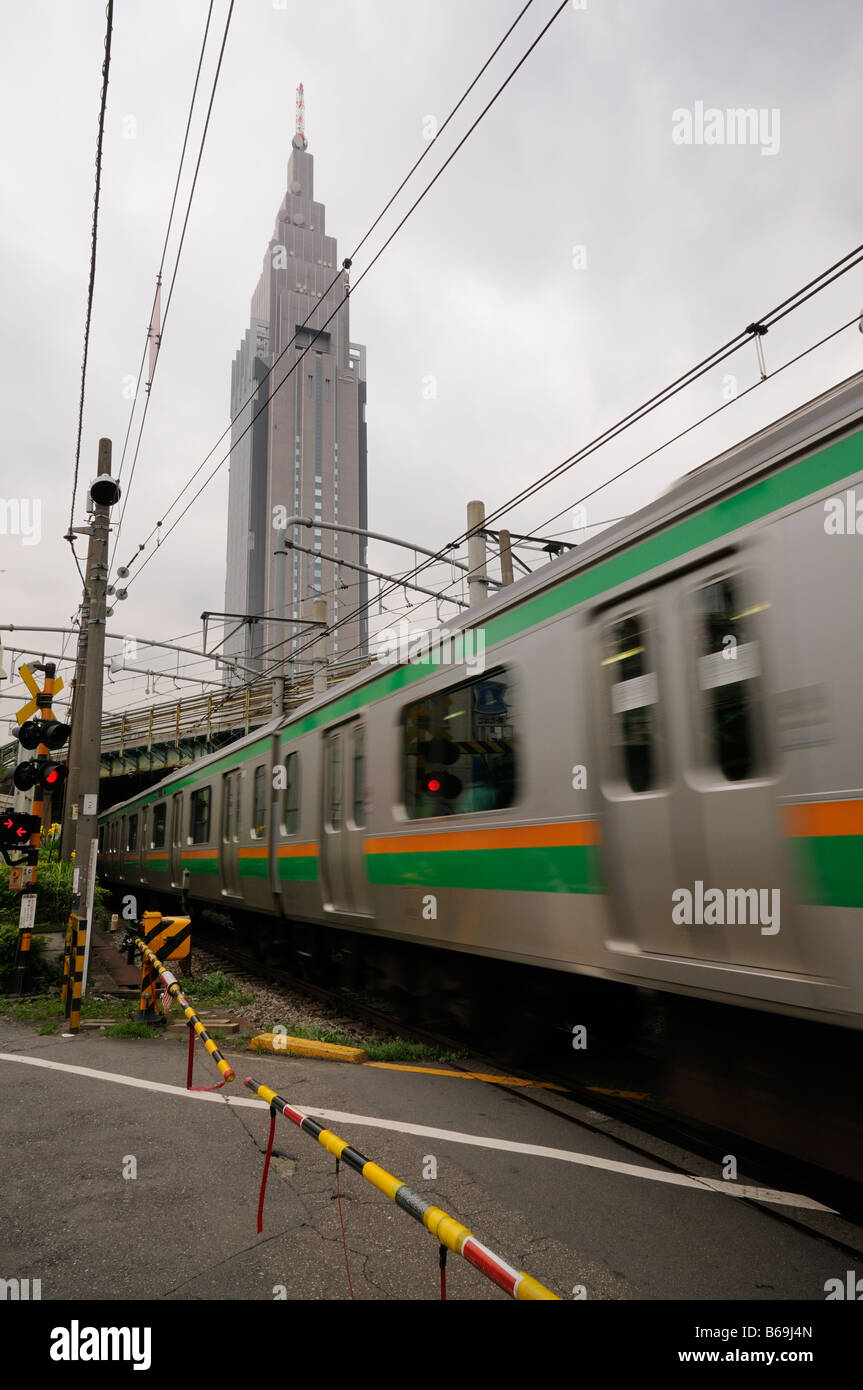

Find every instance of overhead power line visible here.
[109,0,232,581]
[120,0,567,591]
[67,0,114,584]
[268,254,863,677]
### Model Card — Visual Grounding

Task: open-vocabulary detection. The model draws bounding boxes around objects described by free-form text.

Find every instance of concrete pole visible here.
[467,500,488,608]
[271,529,287,717]
[313,598,327,694]
[498,528,514,587]
[72,439,113,974]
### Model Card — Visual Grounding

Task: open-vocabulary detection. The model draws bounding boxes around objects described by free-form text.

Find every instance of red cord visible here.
[185,1020,230,1091]
[440,1245,447,1300]
[256,1106,277,1235]
[336,1160,355,1299]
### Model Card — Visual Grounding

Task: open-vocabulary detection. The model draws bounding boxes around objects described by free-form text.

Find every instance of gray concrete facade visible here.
[224,121,368,681]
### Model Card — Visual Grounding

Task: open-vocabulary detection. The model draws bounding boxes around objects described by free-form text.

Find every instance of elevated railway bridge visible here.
[0,659,371,812]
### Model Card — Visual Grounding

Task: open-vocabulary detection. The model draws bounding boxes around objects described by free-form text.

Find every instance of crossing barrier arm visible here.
[132,937,235,1084]
[244,1076,558,1301]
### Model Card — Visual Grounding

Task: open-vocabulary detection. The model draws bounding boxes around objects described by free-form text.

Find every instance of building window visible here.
[402,668,517,819]
[152,803,167,849]
[189,788,211,844]
[252,766,267,838]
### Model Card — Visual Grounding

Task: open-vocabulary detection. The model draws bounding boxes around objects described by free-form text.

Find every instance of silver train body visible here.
[99,372,863,1029]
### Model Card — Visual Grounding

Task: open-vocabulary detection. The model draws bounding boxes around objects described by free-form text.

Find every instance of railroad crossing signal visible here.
[12,664,71,797]
[0,811,40,850]
[16,662,63,723]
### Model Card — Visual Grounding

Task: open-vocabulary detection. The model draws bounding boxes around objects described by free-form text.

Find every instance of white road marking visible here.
[0,1050,835,1212]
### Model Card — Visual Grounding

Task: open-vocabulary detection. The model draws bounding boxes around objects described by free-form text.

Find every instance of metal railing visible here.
[0,659,374,773]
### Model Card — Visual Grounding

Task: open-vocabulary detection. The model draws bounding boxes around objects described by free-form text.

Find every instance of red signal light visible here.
[427,778,441,793]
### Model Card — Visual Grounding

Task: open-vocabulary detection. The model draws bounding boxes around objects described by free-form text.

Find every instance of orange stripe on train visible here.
[364,821,601,856]
[782,799,863,838]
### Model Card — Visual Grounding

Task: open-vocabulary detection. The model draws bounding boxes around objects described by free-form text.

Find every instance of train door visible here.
[595,600,689,958]
[595,560,800,971]
[221,770,241,897]
[169,792,183,886]
[320,721,372,917]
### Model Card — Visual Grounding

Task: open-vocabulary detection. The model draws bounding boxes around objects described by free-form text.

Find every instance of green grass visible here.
[261,1021,467,1064]
[179,971,254,1008]
[103,1020,162,1039]
[38,1022,55,1035]
[364,1039,468,1064]
[0,993,133,1024]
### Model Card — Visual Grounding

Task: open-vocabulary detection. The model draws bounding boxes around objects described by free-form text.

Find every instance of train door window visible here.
[222,776,235,843]
[326,733,343,829]
[171,794,183,846]
[695,576,765,781]
[190,788,211,844]
[602,614,661,793]
[280,752,300,835]
[402,667,517,820]
[352,725,366,827]
[152,803,166,849]
[128,815,138,852]
[252,766,267,839]
[98,825,105,853]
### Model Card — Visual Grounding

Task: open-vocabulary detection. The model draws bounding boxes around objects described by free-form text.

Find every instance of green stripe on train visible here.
[790,838,863,908]
[102,425,863,814]
[365,844,603,894]
[236,857,318,883]
[179,857,220,875]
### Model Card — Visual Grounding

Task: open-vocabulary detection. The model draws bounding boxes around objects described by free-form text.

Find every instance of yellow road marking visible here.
[365,1061,566,1089]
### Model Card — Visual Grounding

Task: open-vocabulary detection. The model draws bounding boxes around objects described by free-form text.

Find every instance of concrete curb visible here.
[247,1032,368,1064]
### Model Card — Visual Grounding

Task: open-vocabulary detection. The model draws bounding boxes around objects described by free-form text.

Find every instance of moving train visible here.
[98,370,863,1031]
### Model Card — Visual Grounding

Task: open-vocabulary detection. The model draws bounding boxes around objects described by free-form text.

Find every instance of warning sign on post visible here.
[19,893,36,932]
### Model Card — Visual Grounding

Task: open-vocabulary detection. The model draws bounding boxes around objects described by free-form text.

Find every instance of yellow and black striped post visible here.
[66,920,87,1034]
[60,915,76,1008]
[134,938,234,1084]
[244,1077,558,1301]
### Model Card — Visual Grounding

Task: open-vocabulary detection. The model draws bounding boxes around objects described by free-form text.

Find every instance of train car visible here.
[98,369,863,1029]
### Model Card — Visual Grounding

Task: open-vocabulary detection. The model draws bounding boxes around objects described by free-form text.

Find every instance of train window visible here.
[402,667,517,820]
[352,725,365,827]
[171,793,182,847]
[280,752,300,835]
[128,815,138,852]
[98,825,105,853]
[190,788,211,844]
[252,766,267,838]
[603,614,661,794]
[326,734,343,829]
[696,577,763,781]
[152,803,166,849]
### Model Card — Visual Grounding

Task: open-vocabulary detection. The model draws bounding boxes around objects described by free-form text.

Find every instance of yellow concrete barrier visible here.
[248,1032,368,1064]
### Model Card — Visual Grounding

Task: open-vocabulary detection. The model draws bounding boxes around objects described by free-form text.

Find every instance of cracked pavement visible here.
[0,1019,856,1301]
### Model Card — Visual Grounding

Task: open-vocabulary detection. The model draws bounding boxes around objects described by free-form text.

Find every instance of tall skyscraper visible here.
[223,87,368,684]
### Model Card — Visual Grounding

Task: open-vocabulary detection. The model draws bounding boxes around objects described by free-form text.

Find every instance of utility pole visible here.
[467,500,489,608]
[67,439,121,997]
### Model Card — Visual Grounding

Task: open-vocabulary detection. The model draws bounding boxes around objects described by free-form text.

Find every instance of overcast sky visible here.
[2,0,862,720]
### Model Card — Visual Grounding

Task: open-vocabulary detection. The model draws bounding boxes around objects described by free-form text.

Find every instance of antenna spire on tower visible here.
[295,82,306,148]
